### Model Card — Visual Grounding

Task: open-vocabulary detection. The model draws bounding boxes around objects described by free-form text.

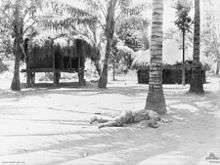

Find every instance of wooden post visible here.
[53,72,60,86]
[24,38,31,88]
[77,40,86,86]
[30,72,35,85]
[50,40,59,87]
[26,57,31,87]
[78,57,86,86]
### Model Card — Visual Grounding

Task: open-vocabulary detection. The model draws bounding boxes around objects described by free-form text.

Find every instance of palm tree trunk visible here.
[11,40,21,91]
[11,1,22,91]
[98,38,112,88]
[145,0,166,115]
[98,0,117,88]
[182,30,186,86]
[112,59,116,81]
[93,59,101,76]
[190,0,204,94]
[216,60,220,75]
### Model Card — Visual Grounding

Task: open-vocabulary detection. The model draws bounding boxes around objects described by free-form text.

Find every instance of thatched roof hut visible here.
[132,40,210,70]
[25,34,100,71]
[132,40,210,84]
[21,3,100,86]
[22,29,100,86]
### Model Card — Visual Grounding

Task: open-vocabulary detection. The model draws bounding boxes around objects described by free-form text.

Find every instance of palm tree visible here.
[145,0,166,115]
[0,0,44,91]
[82,0,146,88]
[10,0,23,91]
[174,0,192,86]
[189,0,204,94]
[98,0,117,88]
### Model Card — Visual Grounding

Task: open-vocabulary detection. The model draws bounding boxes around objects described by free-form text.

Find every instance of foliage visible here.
[81,0,148,51]
[172,0,192,49]
[202,6,220,74]
[109,37,133,74]
[116,15,149,51]
[0,0,98,51]
[37,1,97,35]
[0,58,8,73]
[0,0,45,61]
[174,0,192,33]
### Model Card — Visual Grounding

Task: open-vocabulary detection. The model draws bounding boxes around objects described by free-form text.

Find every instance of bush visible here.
[0,59,8,73]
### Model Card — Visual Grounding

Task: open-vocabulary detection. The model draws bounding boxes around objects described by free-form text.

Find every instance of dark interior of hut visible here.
[137,68,206,84]
[25,38,86,72]
[54,47,81,71]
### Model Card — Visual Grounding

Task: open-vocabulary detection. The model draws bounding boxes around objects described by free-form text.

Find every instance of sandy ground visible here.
[0,70,220,165]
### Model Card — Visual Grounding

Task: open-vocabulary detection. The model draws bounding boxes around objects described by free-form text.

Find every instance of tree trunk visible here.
[11,44,21,91]
[11,2,23,91]
[190,0,204,94]
[216,61,220,75]
[145,0,166,115]
[182,30,186,86]
[112,60,116,81]
[98,39,111,88]
[98,0,117,88]
[93,59,101,76]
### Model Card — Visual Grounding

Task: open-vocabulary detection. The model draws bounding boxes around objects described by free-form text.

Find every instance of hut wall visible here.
[27,39,92,72]
[29,45,54,69]
[137,70,149,84]
[76,39,84,69]
[163,69,178,84]
[137,68,206,84]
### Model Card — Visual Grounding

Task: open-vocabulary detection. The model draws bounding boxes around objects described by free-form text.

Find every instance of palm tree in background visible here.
[98,0,117,88]
[189,0,204,94]
[145,0,167,114]
[0,0,43,91]
[82,0,146,88]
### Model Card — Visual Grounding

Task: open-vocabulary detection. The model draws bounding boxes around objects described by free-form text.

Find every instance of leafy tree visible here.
[174,0,192,85]
[97,0,118,88]
[82,0,146,88]
[115,15,149,69]
[0,0,44,91]
[112,39,135,76]
[116,16,149,51]
[189,0,204,94]
[0,24,13,57]
[145,0,167,114]
[202,5,220,75]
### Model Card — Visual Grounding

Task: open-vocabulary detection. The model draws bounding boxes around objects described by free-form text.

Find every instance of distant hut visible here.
[132,49,209,84]
[22,31,100,87]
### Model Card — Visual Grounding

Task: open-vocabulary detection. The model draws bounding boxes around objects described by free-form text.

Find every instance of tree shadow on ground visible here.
[0,82,149,99]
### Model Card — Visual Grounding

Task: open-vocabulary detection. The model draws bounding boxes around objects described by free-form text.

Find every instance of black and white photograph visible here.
[0,0,219,164]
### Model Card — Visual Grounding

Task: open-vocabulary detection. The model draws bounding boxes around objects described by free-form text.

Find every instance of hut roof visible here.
[28,31,100,60]
[30,29,91,47]
[117,45,134,57]
[132,40,211,70]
